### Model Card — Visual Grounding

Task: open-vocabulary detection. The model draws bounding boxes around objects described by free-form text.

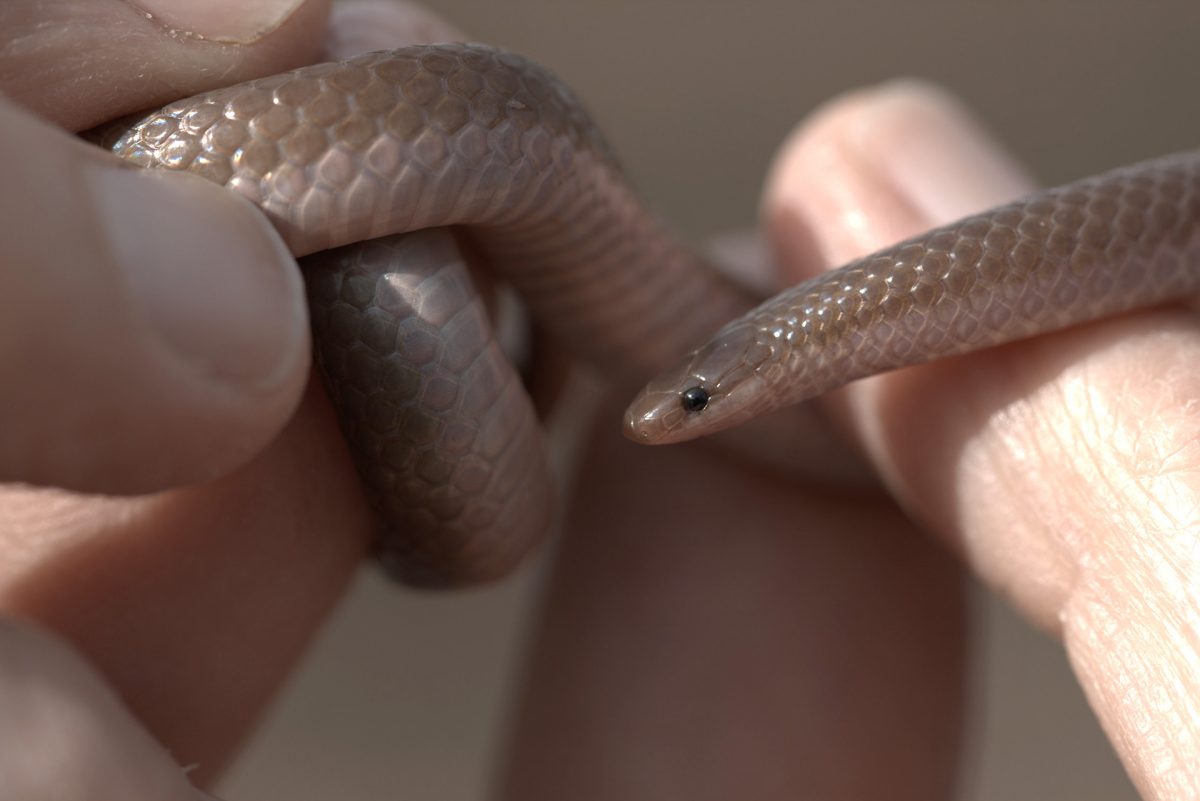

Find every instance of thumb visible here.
[0,98,310,494]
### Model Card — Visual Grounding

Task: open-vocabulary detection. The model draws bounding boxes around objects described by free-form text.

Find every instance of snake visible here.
[105,42,1200,584]
[625,152,1200,444]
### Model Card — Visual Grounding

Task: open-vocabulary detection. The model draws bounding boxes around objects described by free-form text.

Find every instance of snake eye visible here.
[680,386,709,413]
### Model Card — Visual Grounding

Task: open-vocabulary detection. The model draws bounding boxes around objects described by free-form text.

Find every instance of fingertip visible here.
[848,79,1036,222]
[0,101,310,494]
[763,83,918,283]
[763,79,1035,282]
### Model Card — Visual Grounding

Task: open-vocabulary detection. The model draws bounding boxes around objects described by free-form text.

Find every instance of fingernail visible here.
[86,166,308,390]
[850,80,1037,223]
[126,0,305,44]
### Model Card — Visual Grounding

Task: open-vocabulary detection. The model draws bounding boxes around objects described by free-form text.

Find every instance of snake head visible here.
[623,323,775,444]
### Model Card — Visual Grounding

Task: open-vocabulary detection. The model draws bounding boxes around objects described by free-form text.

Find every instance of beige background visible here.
[221,2,1200,798]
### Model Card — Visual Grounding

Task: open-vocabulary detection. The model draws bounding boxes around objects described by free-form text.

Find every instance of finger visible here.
[0,97,309,494]
[767,83,1200,798]
[766,82,1033,286]
[500,396,967,800]
[0,620,211,801]
[0,0,331,131]
[0,1,462,785]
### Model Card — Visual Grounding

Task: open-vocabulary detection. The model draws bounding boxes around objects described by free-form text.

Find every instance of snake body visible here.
[108,44,750,585]
[625,153,1200,444]
[109,42,1200,582]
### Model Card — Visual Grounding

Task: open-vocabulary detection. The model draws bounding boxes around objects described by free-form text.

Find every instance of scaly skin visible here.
[626,152,1200,444]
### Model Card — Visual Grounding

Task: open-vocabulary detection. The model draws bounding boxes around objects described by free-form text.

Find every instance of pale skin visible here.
[0,1,1194,799]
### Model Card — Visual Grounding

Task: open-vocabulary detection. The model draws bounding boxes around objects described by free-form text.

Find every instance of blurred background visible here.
[221,1,1200,798]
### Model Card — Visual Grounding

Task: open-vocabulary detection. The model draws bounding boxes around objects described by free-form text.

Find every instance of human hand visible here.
[0,0,434,794]
[499,83,1197,800]
[763,82,1198,800]
[5,2,1192,799]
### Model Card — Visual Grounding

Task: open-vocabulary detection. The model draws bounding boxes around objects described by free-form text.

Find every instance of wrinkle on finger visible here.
[766,81,1200,798]
[945,317,1200,800]
[872,291,1200,801]
[0,0,331,130]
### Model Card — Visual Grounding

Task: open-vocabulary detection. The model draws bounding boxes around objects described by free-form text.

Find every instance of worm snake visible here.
[106,42,1200,584]
[625,152,1200,444]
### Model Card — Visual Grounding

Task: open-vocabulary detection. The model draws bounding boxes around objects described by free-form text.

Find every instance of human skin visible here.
[0,2,1195,800]
[500,63,1200,801]
[761,85,1200,799]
